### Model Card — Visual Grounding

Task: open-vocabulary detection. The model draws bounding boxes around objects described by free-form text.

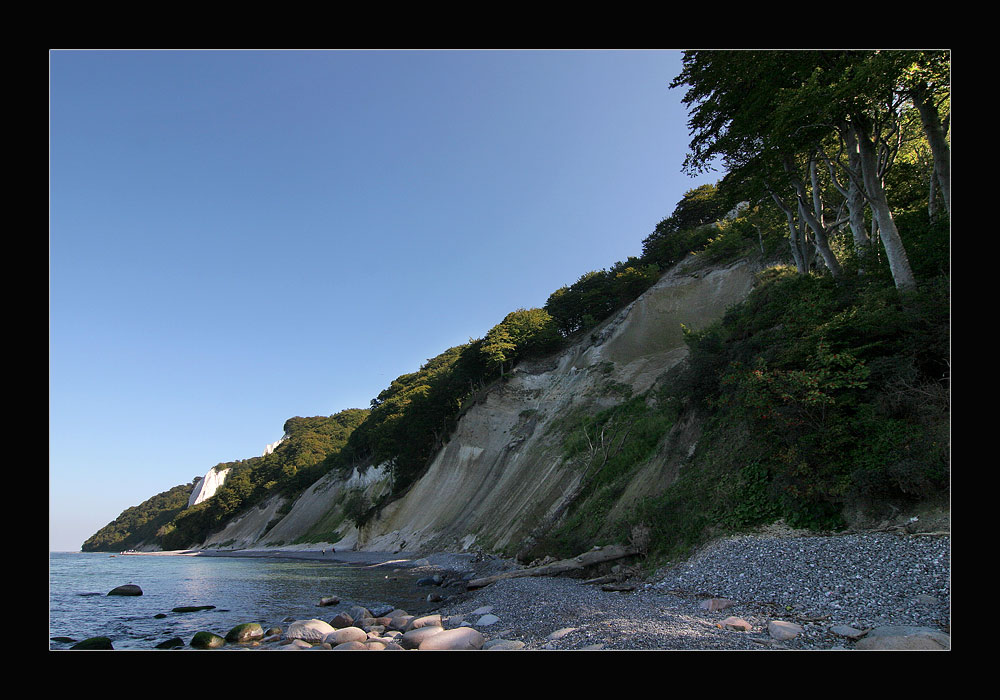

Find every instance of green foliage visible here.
[545,259,660,336]
[152,408,369,550]
[82,482,194,552]
[480,308,562,373]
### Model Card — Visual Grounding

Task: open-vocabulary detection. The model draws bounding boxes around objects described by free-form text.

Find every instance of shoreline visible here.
[115,546,504,577]
[61,531,949,650]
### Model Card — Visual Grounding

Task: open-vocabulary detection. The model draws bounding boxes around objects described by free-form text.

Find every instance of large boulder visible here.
[226,622,264,644]
[107,584,142,596]
[323,627,368,645]
[286,619,336,642]
[70,636,114,650]
[399,625,446,649]
[418,627,485,651]
[190,631,225,649]
[155,637,185,649]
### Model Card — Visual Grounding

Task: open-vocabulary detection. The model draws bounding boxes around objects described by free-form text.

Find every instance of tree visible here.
[671,50,944,291]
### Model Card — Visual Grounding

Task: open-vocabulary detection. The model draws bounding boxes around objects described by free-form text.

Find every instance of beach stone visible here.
[418,627,485,650]
[264,626,282,637]
[329,612,354,628]
[830,625,867,639]
[279,639,314,650]
[853,626,950,650]
[190,631,225,649]
[484,639,526,651]
[476,614,501,626]
[700,598,734,612]
[226,622,264,644]
[71,636,114,650]
[406,614,443,630]
[318,595,340,607]
[719,617,752,632]
[400,625,446,649]
[384,642,405,650]
[324,626,368,645]
[155,637,184,649]
[426,592,443,602]
[389,615,414,631]
[347,605,373,621]
[471,606,493,616]
[286,619,336,642]
[547,627,578,640]
[107,584,142,596]
[365,640,387,650]
[767,620,804,641]
[369,604,395,617]
[332,641,369,650]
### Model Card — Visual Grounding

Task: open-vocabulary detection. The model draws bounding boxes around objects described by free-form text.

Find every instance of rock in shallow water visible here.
[226,622,264,644]
[190,631,225,649]
[71,636,114,650]
[107,584,142,596]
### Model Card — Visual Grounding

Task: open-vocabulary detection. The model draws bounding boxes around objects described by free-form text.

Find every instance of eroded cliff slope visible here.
[197,255,763,555]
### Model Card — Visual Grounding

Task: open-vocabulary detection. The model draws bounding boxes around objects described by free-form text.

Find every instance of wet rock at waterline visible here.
[107,584,142,596]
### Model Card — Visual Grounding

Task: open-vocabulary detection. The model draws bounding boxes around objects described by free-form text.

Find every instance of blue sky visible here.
[49,49,719,551]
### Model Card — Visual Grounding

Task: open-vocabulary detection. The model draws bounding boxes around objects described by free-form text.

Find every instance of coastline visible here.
[120,546,496,575]
[86,530,949,650]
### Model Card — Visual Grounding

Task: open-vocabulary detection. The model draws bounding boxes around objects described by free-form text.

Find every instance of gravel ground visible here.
[429,531,951,650]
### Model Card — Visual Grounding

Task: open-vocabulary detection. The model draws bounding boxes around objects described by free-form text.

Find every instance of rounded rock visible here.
[107,584,142,596]
[418,627,485,651]
[399,625,445,649]
[190,631,225,649]
[324,626,368,645]
[286,619,336,642]
[226,622,264,644]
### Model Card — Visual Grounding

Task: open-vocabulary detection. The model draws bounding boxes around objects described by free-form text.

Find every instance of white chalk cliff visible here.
[188,466,232,507]
[194,255,766,554]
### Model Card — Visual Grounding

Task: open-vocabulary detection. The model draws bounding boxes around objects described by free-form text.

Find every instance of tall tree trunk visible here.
[852,121,917,290]
[785,155,842,278]
[910,87,951,216]
[823,134,871,273]
[771,190,811,274]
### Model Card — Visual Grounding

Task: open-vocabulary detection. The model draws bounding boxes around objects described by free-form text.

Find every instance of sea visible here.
[49,551,440,650]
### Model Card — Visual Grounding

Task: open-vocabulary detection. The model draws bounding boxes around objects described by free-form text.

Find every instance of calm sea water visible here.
[49,552,437,650]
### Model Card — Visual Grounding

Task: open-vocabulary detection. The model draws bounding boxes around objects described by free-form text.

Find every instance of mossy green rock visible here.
[155,637,185,649]
[70,636,114,650]
[190,631,226,649]
[225,622,264,644]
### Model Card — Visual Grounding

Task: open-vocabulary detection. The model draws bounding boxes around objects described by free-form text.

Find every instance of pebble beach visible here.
[74,527,950,651]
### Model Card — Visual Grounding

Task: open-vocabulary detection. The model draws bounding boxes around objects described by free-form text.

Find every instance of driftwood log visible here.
[466,544,637,589]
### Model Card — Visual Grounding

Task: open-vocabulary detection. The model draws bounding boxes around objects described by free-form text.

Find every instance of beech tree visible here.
[672,50,949,291]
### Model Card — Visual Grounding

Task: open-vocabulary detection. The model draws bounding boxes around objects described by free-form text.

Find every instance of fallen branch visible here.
[467,545,637,589]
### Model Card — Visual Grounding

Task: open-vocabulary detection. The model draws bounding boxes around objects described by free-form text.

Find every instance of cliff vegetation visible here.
[84,50,949,564]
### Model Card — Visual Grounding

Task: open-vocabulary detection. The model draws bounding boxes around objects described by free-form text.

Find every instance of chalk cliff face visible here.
[193,255,764,554]
[188,466,232,507]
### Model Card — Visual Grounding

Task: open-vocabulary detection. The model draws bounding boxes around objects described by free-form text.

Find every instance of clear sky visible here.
[49,49,719,551]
